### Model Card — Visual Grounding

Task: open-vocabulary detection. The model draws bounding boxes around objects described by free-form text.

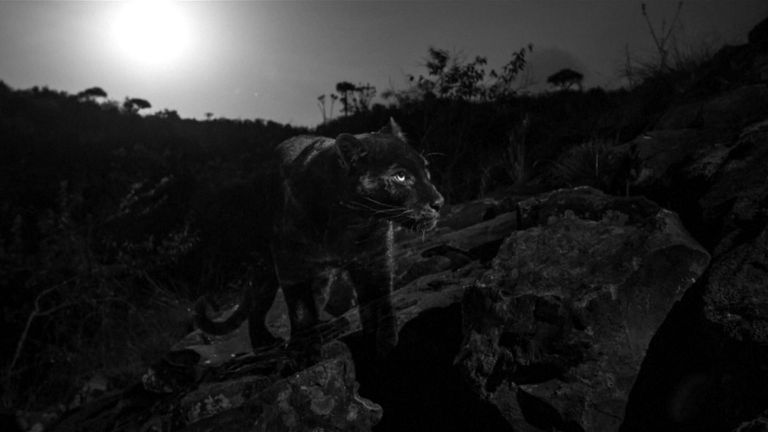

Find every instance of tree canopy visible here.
[547,68,584,91]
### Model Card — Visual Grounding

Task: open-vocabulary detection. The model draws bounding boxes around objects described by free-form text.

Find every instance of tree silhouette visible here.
[330,94,338,119]
[547,68,584,91]
[122,97,152,114]
[335,81,356,117]
[317,94,328,124]
[489,44,534,98]
[353,83,376,113]
[409,45,533,101]
[410,47,489,100]
[77,86,107,101]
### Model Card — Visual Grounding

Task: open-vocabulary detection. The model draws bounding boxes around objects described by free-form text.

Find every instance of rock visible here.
[455,187,709,432]
[181,342,381,432]
[703,225,768,346]
[623,226,768,432]
[620,118,768,431]
[621,129,733,189]
[622,117,768,250]
[655,85,768,131]
[50,341,381,432]
[698,118,768,256]
[733,411,768,432]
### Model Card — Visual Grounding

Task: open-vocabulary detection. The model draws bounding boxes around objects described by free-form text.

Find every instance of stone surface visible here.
[620,115,768,431]
[180,342,382,432]
[698,118,768,256]
[655,85,768,131]
[50,342,381,432]
[623,231,768,431]
[455,187,709,432]
[733,411,768,432]
[620,129,734,189]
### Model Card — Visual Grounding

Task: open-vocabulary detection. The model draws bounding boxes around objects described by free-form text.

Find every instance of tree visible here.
[330,94,338,119]
[409,48,488,100]
[408,45,533,102]
[335,81,357,117]
[547,68,584,91]
[317,94,328,124]
[122,97,152,114]
[352,83,376,113]
[155,109,180,120]
[77,86,107,101]
[488,44,534,98]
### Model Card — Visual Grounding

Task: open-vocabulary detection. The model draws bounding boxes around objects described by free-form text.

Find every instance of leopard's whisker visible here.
[361,196,402,209]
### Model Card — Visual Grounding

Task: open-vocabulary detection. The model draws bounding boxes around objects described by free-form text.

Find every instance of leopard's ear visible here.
[335,133,367,169]
[378,118,406,141]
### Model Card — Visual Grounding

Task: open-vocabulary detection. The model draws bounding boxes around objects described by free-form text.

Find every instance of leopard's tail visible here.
[193,289,253,335]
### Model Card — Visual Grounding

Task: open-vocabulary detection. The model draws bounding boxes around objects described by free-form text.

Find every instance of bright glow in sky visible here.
[110,1,192,71]
[0,1,766,126]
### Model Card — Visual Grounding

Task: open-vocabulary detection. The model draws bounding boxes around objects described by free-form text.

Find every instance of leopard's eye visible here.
[392,172,408,183]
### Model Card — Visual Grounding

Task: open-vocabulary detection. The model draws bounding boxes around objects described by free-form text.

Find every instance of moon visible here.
[110,0,191,69]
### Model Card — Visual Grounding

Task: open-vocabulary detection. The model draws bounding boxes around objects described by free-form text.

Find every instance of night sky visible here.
[1,0,766,127]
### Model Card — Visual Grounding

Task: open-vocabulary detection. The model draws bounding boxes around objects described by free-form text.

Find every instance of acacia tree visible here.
[122,97,151,114]
[77,86,107,102]
[547,68,584,91]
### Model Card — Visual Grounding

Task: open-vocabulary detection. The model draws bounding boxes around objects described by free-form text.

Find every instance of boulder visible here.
[622,129,734,189]
[698,118,768,256]
[622,117,768,251]
[732,411,768,432]
[180,342,382,432]
[455,187,709,431]
[50,342,382,432]
[655,85,768,131]
[620,120,768,430]
[623,225,768,432]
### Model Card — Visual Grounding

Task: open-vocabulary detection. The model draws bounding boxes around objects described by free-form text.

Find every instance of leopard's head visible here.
[336,119,444,232]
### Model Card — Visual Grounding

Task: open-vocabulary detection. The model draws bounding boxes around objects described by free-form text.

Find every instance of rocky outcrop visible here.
[616,22,768,431]
[454,187,709,432]
[655,85,768,131]
[621,117,768,430]
[50,342,381,432]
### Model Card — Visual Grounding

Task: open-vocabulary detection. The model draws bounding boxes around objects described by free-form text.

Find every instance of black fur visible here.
[194,119,444,355]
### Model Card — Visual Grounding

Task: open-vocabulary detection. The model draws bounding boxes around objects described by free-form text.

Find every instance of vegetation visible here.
[547,68,584,91]
[0,84,306,412]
